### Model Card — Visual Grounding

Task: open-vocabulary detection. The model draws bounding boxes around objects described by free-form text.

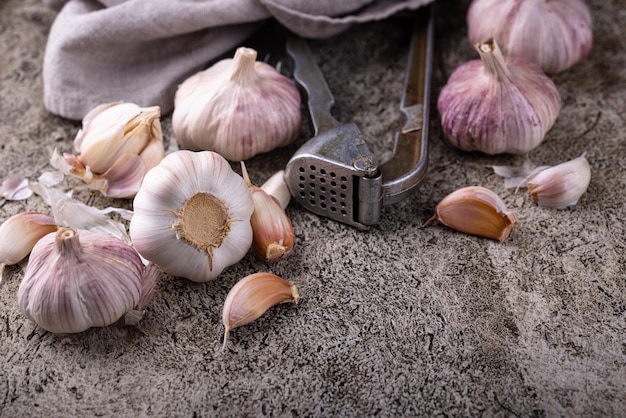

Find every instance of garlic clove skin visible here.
[222,272,299,348]
[172,47,301,162]
[467,0,593,74]
[18,228,154,334]
[52,102,165,198]
[0,212,58,279]
[527,154,591,208]
[0,176,33,200]
[129,150,254,282]
[241,163,295,262]
[437,38,561,155]
[425,186,518,242]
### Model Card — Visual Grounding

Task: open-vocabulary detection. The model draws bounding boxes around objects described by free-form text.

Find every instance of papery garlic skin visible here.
[527,154,591,208]
[467,0,593,74]
[425,186,518,241]
[437,39,560,155]
[0,212,57,278]
[172,47,301,161]
[222,272,299,348]
[18,228,153,334]
[52,102,164,198]
[129,150,254,282]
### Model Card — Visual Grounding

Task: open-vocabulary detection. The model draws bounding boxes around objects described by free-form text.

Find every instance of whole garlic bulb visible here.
[18,228,157,334]
[467,0,593,74]
[437,38,561,155]
[129,150,254,282]
[172,47,301,162]
[52,102,165,198]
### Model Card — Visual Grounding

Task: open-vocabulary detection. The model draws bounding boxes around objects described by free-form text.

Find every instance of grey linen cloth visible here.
[42,0,433,120]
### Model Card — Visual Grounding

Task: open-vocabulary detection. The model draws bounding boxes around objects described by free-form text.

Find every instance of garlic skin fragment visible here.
[437,38,561,155]
[425,186,518,242]
[172,47,301,162]
[129,150,254,282]
[0,212,58,279]
[52,102,165,198]
[467,0,593,74]
[222,272,299,348]
[527,154,591,208]
[18,228,156,334]
[242,163,295,262]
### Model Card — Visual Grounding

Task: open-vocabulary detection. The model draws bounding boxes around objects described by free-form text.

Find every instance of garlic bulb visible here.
[527,154,591,208]
[129,150,254,282]
[51,102,164,198]
[425,186,518,241]
[0,212,57,279]
[172,47,301,162]
[241,163,295,262]
[18,228,159,334]
[467,0,593,74]
[437,38,561,155]
[222,272,299,348]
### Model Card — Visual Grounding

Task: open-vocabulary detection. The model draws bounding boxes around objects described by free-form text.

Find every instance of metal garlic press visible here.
[284,6,434,230]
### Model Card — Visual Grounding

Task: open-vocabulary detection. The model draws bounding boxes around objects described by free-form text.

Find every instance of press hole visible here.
[309,191,315,197]
[320,186,326,192]
[310,165,316,171]
[299,176,305,181]
[331,197,337,203]
[309,182,315,188]
[310,200,316,205]
[341,210,347,216]
[331,181,337,187]
[341,176,347,182]
[330,207,337,212]
[340,184,347,190]
[309,174,315,180]
[330,190,336,195]
[340,201,346,207]
[298,183,304,189]
[299,167,305,173]
[330,172,336,178]
[340,193,346,199]
[300,191,306,198]
[321,203,327,209]
[319,178,326,183]
[319,195,325,201]
[320,169,326,175]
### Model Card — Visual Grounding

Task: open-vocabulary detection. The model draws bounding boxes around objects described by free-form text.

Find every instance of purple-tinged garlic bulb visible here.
[437,38,561,155]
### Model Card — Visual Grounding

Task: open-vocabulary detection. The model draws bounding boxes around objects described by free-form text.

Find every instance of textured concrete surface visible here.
[1,0,625,416]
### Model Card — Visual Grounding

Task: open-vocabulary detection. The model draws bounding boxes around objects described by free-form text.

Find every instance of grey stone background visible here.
[1,0,624,416]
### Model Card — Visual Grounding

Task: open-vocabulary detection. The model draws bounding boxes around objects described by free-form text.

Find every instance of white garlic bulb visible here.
[172,47,301,161]
[527,154,591,208]
[129,150,254,282]
[52,102,165,198]
[18,228,158,334]
[467,0,593,74]
[437,38,561,155]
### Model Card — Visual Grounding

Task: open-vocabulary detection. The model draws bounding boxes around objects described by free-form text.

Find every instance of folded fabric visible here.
[42,0,433,120]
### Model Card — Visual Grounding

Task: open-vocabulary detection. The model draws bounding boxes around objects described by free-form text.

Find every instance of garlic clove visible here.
[99,153,146,198]
[0,176,33,200]
[437,38,561,155]
[172,47,301,162]
[18,228,155,334]
[0,212,58,279]
[241,163,295,262]
[222,272,299,348]
[260,170,291,211]
[527,154,591,208]
[425,186,518,242]
[130,150,254,282]
[467,0,593,74]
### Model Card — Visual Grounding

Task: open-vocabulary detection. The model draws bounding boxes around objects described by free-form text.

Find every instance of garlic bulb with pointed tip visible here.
[18,228,159,334]
[129,150,254,282]
[437,38,561,155]
[172,47,301,162]
[467,0,593,74]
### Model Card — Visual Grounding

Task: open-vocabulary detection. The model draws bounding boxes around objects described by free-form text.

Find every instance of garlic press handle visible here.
[380,5,434,205]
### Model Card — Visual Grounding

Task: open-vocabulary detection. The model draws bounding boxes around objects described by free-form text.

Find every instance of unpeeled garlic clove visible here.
[437,38,561,155]
[467,0,593,74]
[425,186,518,242]
[51,102,164,198]
[172,47,301,162]
[0,212,58,280]
[527,154,591,208]
[241,163,295,262]
[18,228,157,334]
[222,272,299,348]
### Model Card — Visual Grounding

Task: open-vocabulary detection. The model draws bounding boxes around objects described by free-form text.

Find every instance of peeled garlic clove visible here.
[51,102,164,198]
[527,154,591,208]
[241,163,295,262]
[129,150,254,282]
[222,272,299,348]
[261,170,291,211]
[172,47,301,162]
[0,212,58,279]
[425,186,518,242]
[467,0,593,74]
[18,228,156,334]
[437,38,561,155]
